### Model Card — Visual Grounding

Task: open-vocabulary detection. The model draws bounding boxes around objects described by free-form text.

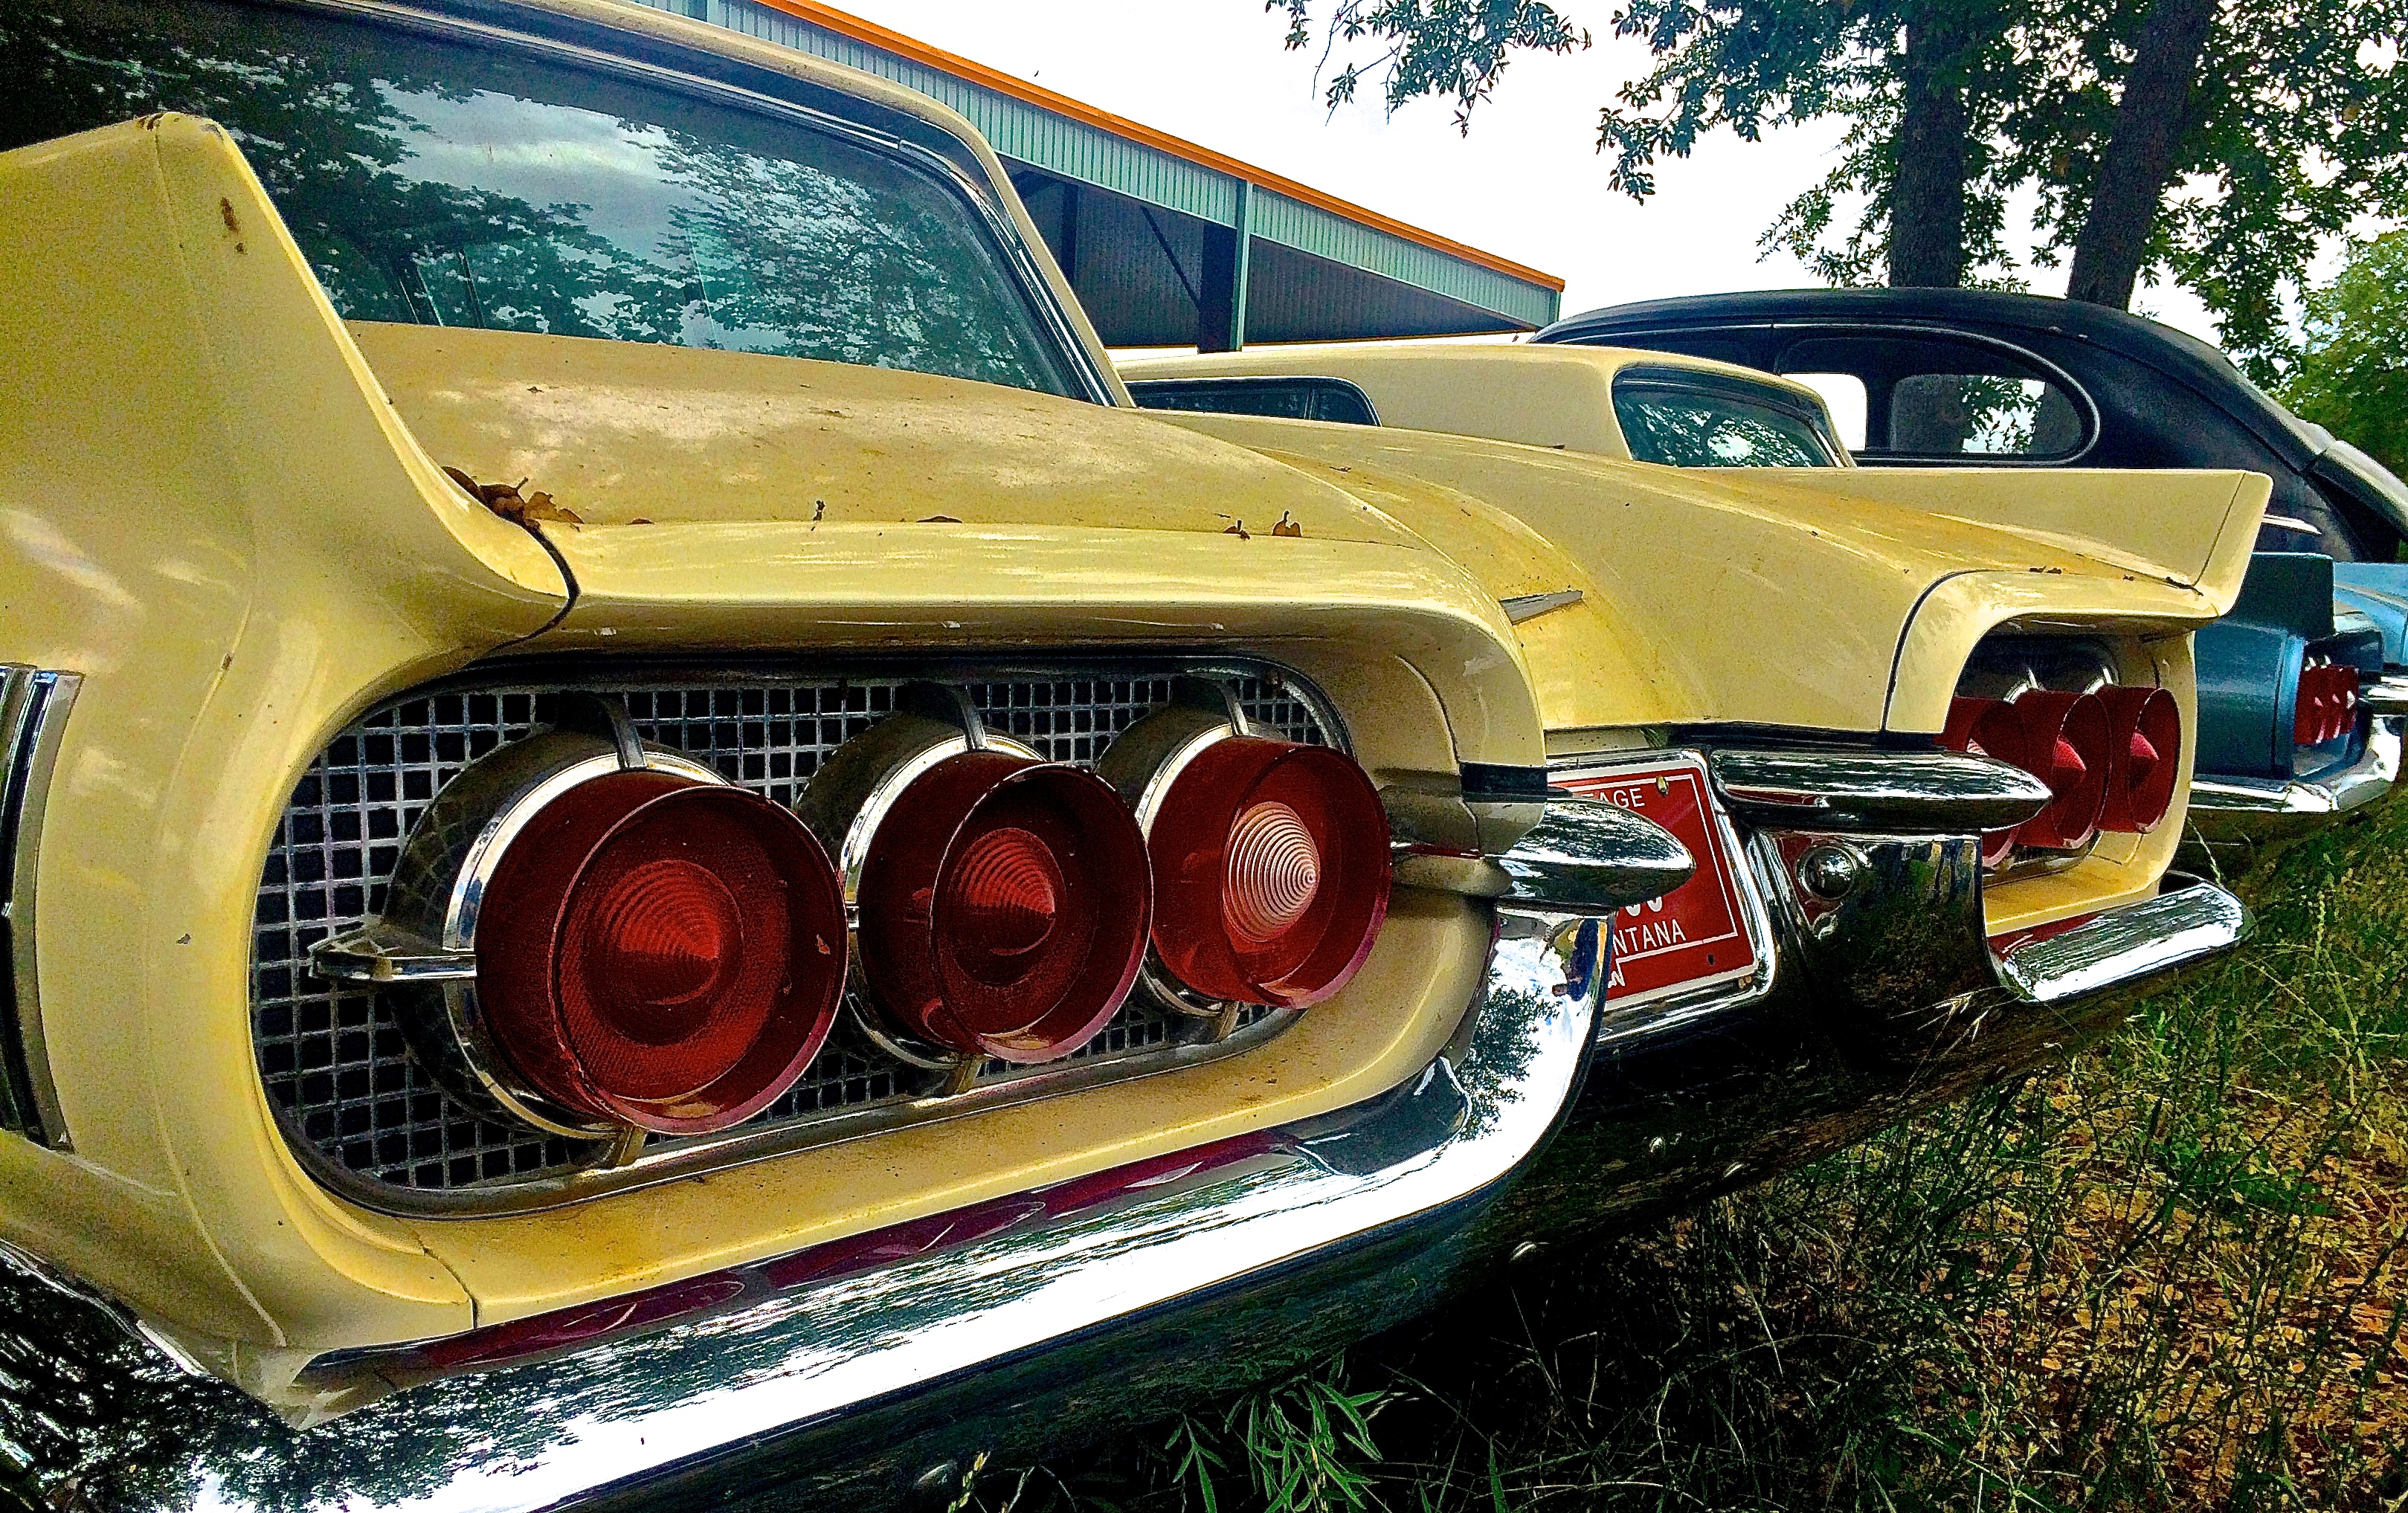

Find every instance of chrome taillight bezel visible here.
[309,694,837,1141]
[1096,679,1391,1016]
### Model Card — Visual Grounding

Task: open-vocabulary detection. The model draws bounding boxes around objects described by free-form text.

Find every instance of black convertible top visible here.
[1539,286,2325,468]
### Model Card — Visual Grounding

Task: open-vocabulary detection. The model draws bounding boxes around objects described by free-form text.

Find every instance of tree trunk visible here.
[2065,0,2217,308]
[1890,19,1971,288]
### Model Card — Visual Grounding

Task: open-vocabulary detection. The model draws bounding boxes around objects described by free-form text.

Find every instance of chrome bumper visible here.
[2186,716,2401,842]
[7,897,1629,1508]
[1619,746,2253,1073]
[1992,878,2248,1003]
[0,769,2247,1511]
[2360,674,2408,718]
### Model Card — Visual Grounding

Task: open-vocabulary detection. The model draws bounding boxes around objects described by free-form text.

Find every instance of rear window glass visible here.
[1125,378,1379,426]
[1612,372,1841,468]
[1889,375,2086,457]
[0,0,1079,396]
[1777,335,2090,460]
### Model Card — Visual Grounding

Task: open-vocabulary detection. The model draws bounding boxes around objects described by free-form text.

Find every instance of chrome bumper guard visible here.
[1686,744,2248,1064]
[2186,716,2401,842]
[1991,879,2247,1003]
[4,762,2244,1509]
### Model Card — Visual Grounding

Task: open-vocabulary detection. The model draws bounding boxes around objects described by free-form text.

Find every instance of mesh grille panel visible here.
[252,668,1328,1196]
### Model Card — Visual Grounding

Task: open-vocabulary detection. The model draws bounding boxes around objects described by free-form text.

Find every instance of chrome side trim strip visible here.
[268,905,1608,1497]
[1499,588,1585,625]
[1992,876,2249,1004]
[0,666,76,1151]
[2186,716,2401,839]
[1708,746,2052,833]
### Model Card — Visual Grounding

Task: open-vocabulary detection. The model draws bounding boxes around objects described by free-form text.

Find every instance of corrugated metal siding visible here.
[1252,191,1560,329]
[645,0,1238,223]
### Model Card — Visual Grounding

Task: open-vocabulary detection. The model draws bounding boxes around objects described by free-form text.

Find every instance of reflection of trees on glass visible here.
[1891,374,2025,454]
[1889,375,2082,457]
[656,133,1063,381]
[0,0,1074,396]
[1615,387,1835,468]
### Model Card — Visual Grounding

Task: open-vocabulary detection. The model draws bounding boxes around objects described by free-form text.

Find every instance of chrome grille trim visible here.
[0,666,77,1151]
[251,659,1337,1215]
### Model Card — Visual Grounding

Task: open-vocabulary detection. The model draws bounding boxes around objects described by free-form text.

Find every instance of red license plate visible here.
[1552,758,1760,1005]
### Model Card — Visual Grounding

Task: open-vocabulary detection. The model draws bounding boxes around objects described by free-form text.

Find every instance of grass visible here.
[973,793,2408,1513]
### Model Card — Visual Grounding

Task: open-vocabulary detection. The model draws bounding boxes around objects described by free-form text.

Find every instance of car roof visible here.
[1118,341,1843,461]
[1540,286,2324,465]
[1121,338,1833,407]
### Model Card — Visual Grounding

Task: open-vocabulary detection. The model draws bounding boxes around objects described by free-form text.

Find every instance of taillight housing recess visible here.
[1940,674,2180,865]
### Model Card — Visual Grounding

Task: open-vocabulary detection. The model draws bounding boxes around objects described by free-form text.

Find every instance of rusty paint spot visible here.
[443,465,581,526]
[917,514,962,523]
[219,197,239,236]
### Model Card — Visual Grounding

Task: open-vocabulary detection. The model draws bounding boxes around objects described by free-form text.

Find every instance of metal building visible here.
[633,0,1565,349]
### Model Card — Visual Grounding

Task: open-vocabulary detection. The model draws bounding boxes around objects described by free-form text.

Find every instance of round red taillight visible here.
[1142,736,1391,1009]
[2000,691,2111,851]
[474,772,847,1134]
[1941,696,2028,867]
[2095,685,2180,834]
[855,752,1150,1063]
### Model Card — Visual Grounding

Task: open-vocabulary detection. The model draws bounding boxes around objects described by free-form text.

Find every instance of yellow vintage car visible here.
[0,0,2255,1505]
[1123,341,2400,845]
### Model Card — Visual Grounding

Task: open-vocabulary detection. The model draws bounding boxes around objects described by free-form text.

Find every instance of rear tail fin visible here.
[1739,467,2269,615]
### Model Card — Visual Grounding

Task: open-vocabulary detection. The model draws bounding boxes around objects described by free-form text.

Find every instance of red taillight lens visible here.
[2294,660,2359,749]
[1940,691,2114,857]
[1999,691,2111,851]
[1942,696,2028,866]
[857,752,1150,1063]
[1145,737,1391,1008]
[2096,685,2180,834]
[475,772,847,1134]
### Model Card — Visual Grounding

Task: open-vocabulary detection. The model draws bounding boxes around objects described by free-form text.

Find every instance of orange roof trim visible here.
[751,0,1568,296]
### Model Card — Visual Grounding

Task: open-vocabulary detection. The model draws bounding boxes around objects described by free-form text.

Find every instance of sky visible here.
[830,0,2229,345]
